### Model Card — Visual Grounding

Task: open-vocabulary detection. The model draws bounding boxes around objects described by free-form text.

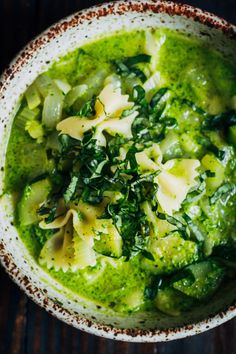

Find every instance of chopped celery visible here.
[54,79,72,94]
[64,69,110,109]
[143,72,161,95]
[180,133,202,154]
[73,67,112,107]
[160,132,182,160]
[34,74,64,129]
[117,288,144,312]
[123,75,141,95]
[201,154,225,195]
[14,107,40,130]
[104,74,121,89]
[25,120,44,143]
[35,75,57,98]
[25,84,41,109]
[142,232,198,274]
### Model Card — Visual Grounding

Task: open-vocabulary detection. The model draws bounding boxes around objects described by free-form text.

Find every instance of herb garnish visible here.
[114,54,151,82]
[78,96,96,117]
[210,182,236,205]
[64,176,79,203]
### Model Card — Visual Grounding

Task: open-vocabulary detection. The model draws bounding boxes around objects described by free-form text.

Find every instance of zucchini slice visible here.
[18,178,51,226]
[94,225,123,258]
[154,288,194,316]
[173,260,225,300]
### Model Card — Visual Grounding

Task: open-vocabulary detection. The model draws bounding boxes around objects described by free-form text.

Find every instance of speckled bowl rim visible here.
[0,0,236,343]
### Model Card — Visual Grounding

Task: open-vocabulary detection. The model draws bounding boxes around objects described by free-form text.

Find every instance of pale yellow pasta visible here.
[136,143,162,173]
[141,201,176,239]
[39,199,122,271]
[73,231,97,270]
[39,208,76,230]
[136,144,200,215]
[95,83,132,117]
[157,159,200,215]
[39,221,74,272]
[56,83,135,143]
[94,111,138,146]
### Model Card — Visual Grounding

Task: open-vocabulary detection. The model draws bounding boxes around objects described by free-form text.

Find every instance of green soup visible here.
[5,29,236,316]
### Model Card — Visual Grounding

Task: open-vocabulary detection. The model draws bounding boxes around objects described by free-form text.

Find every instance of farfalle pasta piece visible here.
[56,83,135,144]
[39,208,76,230]
[156,159,200,216]
[141,201,176,239]
[135,143,162,173]
[39,220,74,272]
[39,203,99,271]
[73,231,97,270]
[135,144,200,215]
[93,111,138,146]
[39,200,122,271]
[95,83,133,118]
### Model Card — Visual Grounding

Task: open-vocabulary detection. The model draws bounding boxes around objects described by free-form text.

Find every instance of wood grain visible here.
[1,1,236,353]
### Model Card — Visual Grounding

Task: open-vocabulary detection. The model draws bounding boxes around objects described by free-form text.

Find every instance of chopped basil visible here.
[150,88,168,108]
[144,276,163,300]
[124,54,151,66]
[158,213,189,239]
[64,176,79,203]
[37,199,58,224]
[196,135,225,160]
[78,96,96,117]
[202,111,236,131]
[114,54,151,82]
[210,182,236,205]
[58,134,81,153]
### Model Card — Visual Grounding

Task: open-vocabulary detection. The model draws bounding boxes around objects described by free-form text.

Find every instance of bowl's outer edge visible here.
[0,0,236,342]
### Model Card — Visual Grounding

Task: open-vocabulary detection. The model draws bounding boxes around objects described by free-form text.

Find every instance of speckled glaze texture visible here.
[0,0,236,343]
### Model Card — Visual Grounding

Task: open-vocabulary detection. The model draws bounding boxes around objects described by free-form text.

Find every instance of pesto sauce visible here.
[5,29,236,314]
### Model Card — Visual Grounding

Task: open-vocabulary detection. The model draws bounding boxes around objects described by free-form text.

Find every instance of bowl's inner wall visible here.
[0,3,236,337]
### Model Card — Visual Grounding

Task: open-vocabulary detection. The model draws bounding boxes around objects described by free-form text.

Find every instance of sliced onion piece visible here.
[25,84,41,109]
[54,79,72,94]
[35,75,56,98]
[64,84,88,107]
[42,90,64,129]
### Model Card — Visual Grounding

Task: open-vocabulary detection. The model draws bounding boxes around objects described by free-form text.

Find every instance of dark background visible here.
[0,1,236,353]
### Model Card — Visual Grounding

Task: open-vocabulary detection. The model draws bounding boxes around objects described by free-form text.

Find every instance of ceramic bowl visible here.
[0,0,236,342]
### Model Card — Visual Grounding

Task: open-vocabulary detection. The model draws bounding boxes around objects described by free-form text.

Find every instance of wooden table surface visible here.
[0,1,236,353]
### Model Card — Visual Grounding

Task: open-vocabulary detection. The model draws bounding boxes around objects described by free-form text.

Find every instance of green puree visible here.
[5,29,236,315]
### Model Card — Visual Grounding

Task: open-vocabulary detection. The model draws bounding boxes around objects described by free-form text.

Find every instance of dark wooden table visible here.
[1,1,236,353]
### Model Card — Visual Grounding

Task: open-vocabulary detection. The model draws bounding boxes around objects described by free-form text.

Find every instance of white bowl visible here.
[0,0,236,342]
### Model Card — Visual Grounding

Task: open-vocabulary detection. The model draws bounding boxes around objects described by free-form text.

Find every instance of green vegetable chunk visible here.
[25,84,41,110]
[18,179,51,226]
[94,230,123,258]
[142,232,199,274]
[154,288,194,316]
[173,260,225,300]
